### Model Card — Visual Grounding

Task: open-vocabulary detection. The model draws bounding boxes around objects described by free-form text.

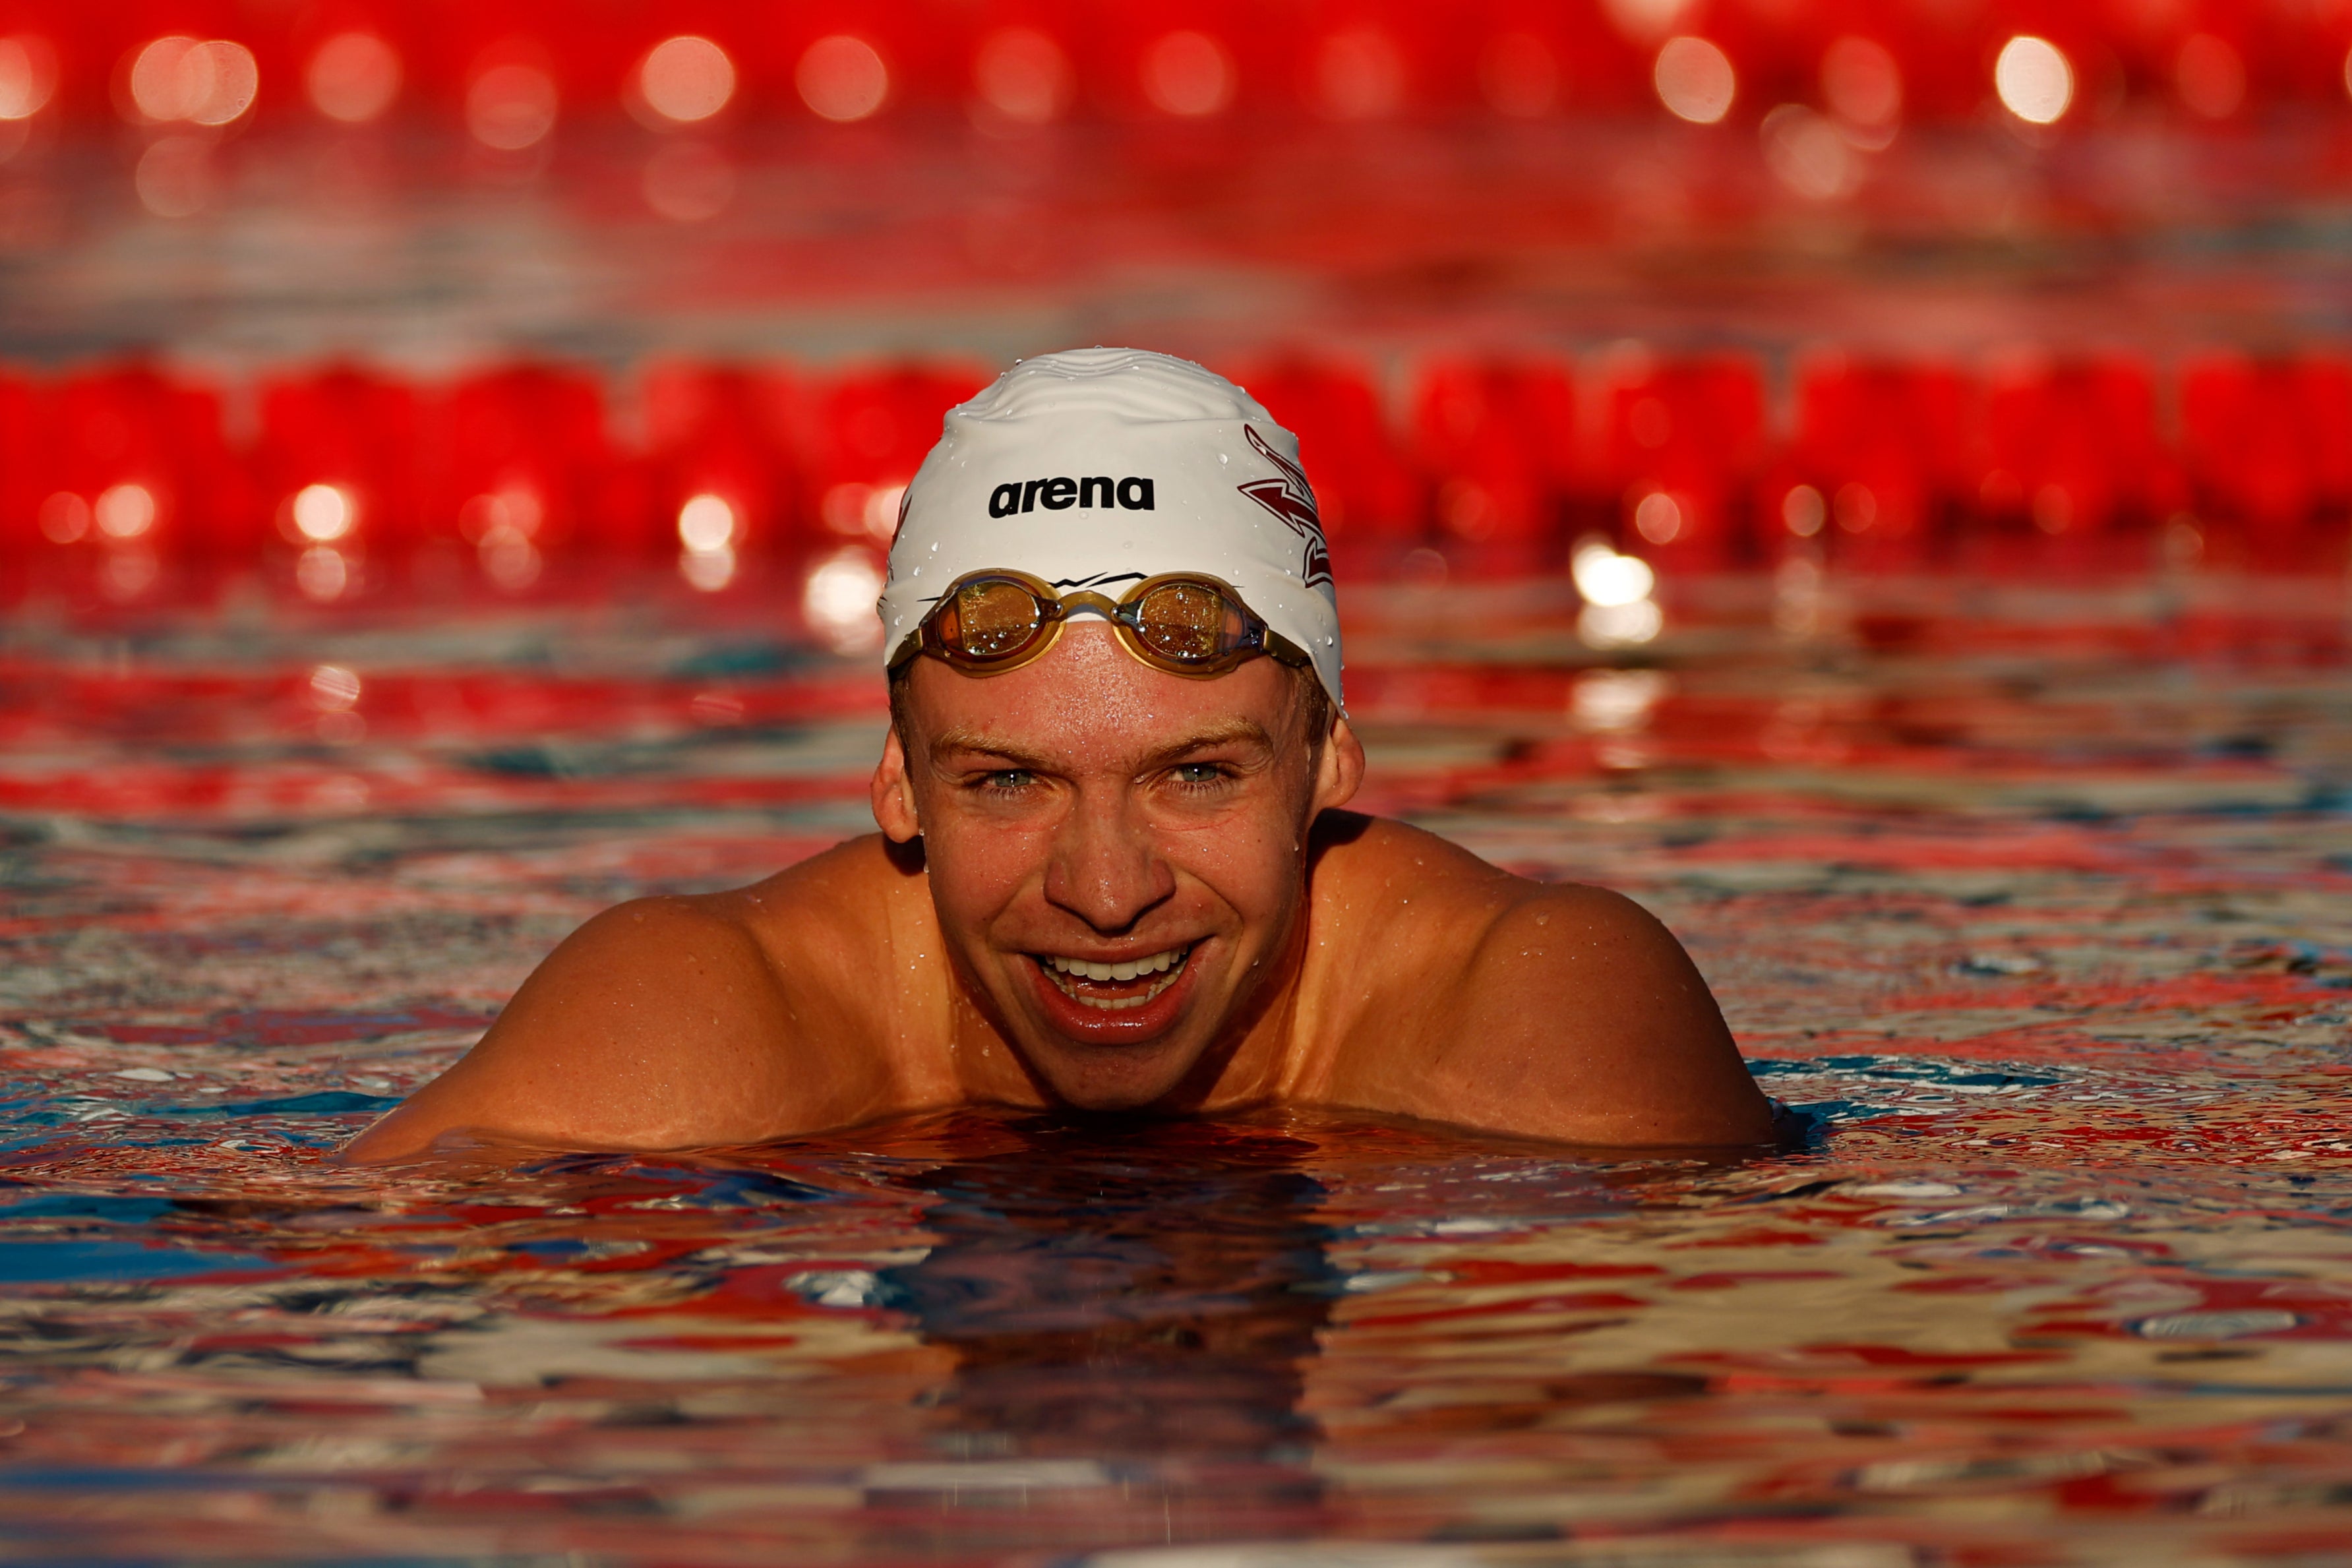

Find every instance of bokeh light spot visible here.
[1782,485,1826,537]
[1141,31,1234,117]
[1633,491,1682,545]
[643,140,734,221]
[1763,104,1861,200]
[94,484,157,540]
[2176,33,2244,121]
[680,545,738,593]
[1654,36,1734,124]
[129,37,256,126]
[1581,597,1662,648]
[100,545,160,601]
[1314,28,1406,121]
[297,547,349,603]
[677,493,739,553]
[1835,481,1879,533]
[1821,36,1900,130]
[307,33,400,123]
[135,135,212,216]
[309,664,361,709]
[804,547,885,652]
[799,36,888,123]
[481,533,542,591]
[975,28,1071,125]
[460,488,542,544]
[467,62,558,150]
[639,36,735,125]
[1603,0,1694,47]
[38,493,88,543]
[1573,668,1669,733]
[291,484,355,542]
[820,481,907,541]
[1995,36,2072,125]
[1572,537,1655,607]
[0,36,57,121]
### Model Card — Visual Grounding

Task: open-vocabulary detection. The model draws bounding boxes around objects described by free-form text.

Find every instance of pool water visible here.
[5,564,2352,1565]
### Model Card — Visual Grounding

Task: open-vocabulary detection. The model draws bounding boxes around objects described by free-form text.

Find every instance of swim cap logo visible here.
[988,476,1155,516]
[1237,426,1333,588]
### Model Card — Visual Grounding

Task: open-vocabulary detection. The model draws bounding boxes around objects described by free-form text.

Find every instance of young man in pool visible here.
[345,349,1773,1162]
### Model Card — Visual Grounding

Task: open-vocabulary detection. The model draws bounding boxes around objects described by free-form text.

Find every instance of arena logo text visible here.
[987,477,1157,516]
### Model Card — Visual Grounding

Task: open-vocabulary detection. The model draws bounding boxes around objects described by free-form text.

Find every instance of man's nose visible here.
[1042,787,1174,934]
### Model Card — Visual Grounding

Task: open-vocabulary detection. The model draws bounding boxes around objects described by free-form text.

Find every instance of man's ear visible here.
[1312,715,1366,814]
[871,725,922,842]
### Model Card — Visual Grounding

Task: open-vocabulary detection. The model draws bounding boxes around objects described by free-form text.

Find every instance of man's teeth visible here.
[1042,946,1191,1010]
[1047,948,1185,984]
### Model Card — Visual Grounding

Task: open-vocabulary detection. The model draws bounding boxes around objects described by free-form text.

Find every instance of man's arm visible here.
[339,891,897,1164]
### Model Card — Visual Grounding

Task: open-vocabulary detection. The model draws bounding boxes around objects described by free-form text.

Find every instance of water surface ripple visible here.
[3,570,2350,1566]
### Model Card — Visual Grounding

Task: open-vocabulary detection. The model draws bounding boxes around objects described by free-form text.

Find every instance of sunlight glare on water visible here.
[3,566,2352,1564]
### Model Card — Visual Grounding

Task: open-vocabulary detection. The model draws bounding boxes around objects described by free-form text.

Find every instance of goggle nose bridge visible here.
[1046,589,1122,624]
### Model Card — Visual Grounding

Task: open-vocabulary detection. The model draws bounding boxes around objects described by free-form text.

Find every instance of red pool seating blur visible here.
[4,344,2345,602]
[443,363,645,564]
[2179,354,2352,566]
[32,366,256,566]
[256,367,425,562]
[1410,356,1577,559]
[1785,355,1972,568]
[1978,353,2177,548]
[1589,349,1767,570]
[4,2,2350,132]
[808,364,992,545]
[642,361,803,559]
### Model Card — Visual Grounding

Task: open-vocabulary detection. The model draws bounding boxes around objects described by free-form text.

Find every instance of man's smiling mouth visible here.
[1036,945,1193,1011]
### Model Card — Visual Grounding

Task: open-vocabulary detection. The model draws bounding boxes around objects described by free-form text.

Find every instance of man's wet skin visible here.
[344,622,1774,1162]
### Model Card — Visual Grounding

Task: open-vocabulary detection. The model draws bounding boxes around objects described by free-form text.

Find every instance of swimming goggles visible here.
[889,568,1312,679]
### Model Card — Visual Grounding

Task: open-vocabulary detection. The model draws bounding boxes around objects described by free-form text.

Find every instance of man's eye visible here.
[979,769,1034,791]
[1170,763,1227,787]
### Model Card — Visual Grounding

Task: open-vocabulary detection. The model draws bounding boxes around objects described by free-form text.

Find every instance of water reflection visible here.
[872,1117,1336,1550]
[10,570,2352,1561]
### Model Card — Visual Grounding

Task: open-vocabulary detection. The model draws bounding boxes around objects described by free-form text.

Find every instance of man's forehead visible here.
[928,713,1277,767]
[905,628,1296,766]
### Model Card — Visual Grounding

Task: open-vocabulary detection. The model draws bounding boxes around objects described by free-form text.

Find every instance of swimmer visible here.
[345,349,1774,1162]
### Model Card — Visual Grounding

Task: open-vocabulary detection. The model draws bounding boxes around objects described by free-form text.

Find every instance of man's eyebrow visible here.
[929,730,1054,769]
[927,719,1276,771]
[1139,719,1275,768]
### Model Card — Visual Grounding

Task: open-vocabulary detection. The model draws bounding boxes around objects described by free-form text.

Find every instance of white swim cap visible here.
[880,347,1342,708]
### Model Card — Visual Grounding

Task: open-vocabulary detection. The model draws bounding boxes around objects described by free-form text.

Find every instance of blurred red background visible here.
[1,0,2349,611]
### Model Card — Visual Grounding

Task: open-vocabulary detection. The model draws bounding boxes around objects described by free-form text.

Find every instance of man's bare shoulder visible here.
[341,835,924,1163]
[1304,810,1662,1003]
[713,832,926,963]
[1308,810,1530,922]
[1302,811,1774,1147]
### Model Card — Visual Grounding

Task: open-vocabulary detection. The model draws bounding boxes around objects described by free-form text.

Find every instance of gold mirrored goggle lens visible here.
[918,572,1281,674]
[946,578,1048,659]
[1129,580,1244,664]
